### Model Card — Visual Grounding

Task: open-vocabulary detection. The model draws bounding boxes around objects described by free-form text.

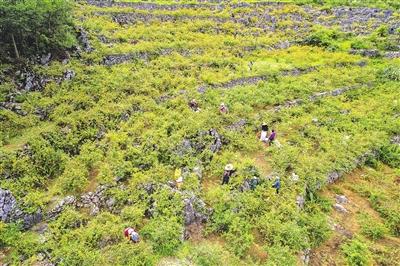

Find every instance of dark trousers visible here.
[222,176,230,185]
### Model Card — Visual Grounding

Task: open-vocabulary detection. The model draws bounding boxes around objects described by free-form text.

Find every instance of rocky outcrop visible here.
[0,188,19,222]
[139,181,211,240]
[333,203,348,213]
[93,3,397,36]
[103,53,137,66]
[349,49,381,58]
[39,53,52,66]
[34,107,52,120]
[88,0,222,11]
[175,129,225,156]
[15,68,75,92]
[385,51,400,59]
[182,192,209,226]
[209,129,223,153]
[335,195,348,204]
[199,65,344,94]
[0,188,42,229]
[326,171,341,184]
[391,135,400,145]
[46,185,122,221]
[226,119,247,131]
[218,75,267,89]
[300,248,311,265]
[17,70,49,92]
[47,196,76,220]
[350,50,400,59]
[77,185,116,216]
[110,11,230,26]
[63,69,76,81]
[326,150,378,184]
[296,195,305,209]
[77,27,93,52]
[1,68,76,116]
[102,48,197,66]
[275,85,363,112]
[0,102,27,116]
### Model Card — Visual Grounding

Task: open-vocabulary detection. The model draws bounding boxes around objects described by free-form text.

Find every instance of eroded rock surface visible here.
[0,188,42,229]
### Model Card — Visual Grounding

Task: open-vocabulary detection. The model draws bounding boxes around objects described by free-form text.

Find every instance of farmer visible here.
[249,176,260,190]
[189,99,200,112]
[268,129,276,145]
[174,168,184,188]
[222,164,234,185]
[124,227,140,243]
[260,123,269,142]
[219,103,228,114]
[272,177,281,194]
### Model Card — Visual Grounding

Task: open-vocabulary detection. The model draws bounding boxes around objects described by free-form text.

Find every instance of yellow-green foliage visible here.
[0,0,399,265]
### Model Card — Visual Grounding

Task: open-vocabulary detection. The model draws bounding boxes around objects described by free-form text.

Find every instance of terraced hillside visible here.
[0,0,399,265]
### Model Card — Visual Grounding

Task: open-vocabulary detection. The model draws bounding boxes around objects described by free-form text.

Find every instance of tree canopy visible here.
[0,0,75,60]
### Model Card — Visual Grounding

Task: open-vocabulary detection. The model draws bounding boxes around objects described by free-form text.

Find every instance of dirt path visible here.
[310,168,400,265]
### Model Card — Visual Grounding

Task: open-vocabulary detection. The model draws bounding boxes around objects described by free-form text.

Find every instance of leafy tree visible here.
[0,0,75,59]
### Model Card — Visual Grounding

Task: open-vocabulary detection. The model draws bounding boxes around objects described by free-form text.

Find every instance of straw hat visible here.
[224,164,234,171]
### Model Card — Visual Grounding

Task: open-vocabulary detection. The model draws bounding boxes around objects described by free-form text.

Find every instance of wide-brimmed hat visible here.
[262,122,267,126]
[225,164,234,171]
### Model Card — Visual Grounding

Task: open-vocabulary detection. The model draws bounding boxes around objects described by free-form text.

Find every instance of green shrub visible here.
[58,159,89,194]
[224,217,254,257]
[378,65,400,82]
[342,237,372,266]
[358,213,387,240]
[141,216,183,256]
[300,213,331,247]
[265,245,297,266]
[0,222,40,263]
[350,39,370,50]
[101,242,157,266]
[304,26,343,51]
[48,208,87,238]
[120,205,145,228]
[257,213,309,252]
[28,137,66,178]
[378,144,400,168]
[177,242,243,266]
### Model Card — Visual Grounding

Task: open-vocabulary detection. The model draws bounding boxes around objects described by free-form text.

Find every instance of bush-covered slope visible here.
[0,1,399,265]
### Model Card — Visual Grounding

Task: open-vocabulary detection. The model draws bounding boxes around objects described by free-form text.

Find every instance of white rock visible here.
[334,203,348,213]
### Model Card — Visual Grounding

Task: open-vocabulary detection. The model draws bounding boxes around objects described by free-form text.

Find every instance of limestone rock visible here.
[182,193,209,226]
[209,128,223,153]
[77,27,93,52]
[296,195,305,209]
[0,188,42,229]
[391,135,400,145]
[0,102,27,116]
[226,119,247,131]
[63,69,75,80]
[333,203,348,213]
[326,171,341,184]
[39,53,52,66]
[300,248,311,265]
[335,194,348,204]
[47,196,76,220]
